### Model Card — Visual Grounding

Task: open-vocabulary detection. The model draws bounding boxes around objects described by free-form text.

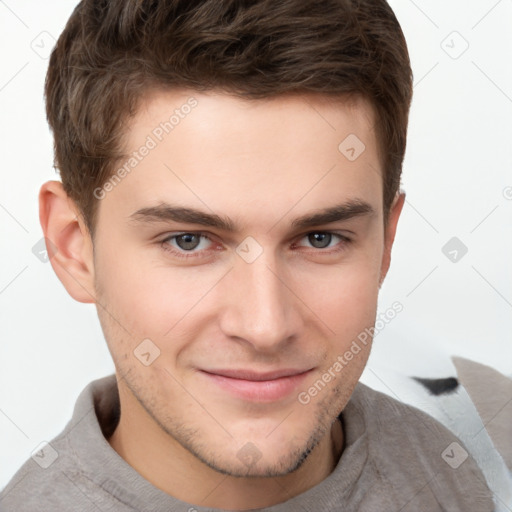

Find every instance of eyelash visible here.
[159,231,352,260]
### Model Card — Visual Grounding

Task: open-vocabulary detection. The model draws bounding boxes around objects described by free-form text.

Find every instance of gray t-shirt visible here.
[0,374,494,511]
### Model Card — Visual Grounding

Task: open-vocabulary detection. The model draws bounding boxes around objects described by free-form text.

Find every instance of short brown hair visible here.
[45,0,413,237]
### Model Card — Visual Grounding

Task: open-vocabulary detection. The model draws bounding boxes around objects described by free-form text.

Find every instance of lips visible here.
[199,368,313,402]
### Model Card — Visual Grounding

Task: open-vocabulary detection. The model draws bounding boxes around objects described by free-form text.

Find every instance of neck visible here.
[108,386,344,509]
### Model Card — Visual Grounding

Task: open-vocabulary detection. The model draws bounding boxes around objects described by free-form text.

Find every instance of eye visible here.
[295,232,351,251]
[159,230,352,261]
[161,232,214,258]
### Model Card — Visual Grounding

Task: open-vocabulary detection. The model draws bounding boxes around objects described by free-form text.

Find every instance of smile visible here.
[198,368,313,403]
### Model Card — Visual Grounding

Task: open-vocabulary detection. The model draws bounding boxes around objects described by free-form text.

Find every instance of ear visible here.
[379,191,405,287]
[38,180,96,303]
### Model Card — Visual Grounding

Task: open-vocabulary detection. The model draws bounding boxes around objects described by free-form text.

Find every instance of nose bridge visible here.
[219,248,300,350]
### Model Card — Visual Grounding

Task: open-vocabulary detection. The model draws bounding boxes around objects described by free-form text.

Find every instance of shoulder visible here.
[0,435,82,511]
[345,381,495,510]
[354,358,512,511]
[0,375,120,512]
[348,378,467,446]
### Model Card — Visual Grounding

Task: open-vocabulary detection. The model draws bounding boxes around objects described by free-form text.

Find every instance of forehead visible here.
[132,88,377,148]
[99,89,383,230]
[127,88,378,164]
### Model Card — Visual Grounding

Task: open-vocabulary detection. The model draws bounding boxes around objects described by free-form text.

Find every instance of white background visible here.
[1,0,511,490]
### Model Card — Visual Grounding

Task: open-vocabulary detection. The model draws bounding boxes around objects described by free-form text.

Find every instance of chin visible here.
[193,424,326,479]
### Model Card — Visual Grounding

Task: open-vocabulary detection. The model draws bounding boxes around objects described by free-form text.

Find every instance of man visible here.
[0,0,498,510]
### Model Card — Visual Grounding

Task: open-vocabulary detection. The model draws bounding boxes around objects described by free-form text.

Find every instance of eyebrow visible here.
[128,199,374,232]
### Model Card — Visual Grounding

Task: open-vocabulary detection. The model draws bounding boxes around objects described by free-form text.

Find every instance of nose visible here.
[218,250,303,353]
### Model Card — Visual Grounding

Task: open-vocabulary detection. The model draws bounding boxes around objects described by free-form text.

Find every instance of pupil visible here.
[178,233,199,250]
[309,232,331,249]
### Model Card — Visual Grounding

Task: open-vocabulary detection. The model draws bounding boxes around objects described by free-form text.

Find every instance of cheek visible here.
[93,233,170,337]
[295,249,382,327]
[309,278,378,356]
[95,240,224,347]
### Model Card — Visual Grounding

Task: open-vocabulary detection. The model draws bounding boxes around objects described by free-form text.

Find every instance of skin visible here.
[39,89,404,510]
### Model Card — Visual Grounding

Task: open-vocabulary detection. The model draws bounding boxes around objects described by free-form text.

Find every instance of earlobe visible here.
[38,180,96,304]
[379,191,406,287]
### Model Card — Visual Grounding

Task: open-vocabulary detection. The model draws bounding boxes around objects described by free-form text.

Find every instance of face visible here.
[89,89,397,477]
